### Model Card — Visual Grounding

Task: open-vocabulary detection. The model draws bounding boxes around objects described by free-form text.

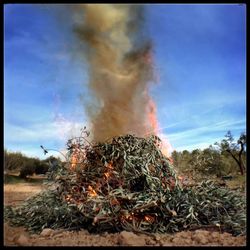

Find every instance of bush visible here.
[171,145,241,178]
[34,161,49,175]
[4,149,51,178]
[19,158,36,179]
[19,166,35,179]
[4,150,25,171]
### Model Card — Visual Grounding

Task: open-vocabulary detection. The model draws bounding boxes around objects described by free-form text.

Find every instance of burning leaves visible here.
[88,185,97,197]
[4,133,246,236]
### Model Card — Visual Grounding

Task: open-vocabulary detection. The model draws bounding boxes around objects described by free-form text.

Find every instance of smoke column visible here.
[74,4,159,142]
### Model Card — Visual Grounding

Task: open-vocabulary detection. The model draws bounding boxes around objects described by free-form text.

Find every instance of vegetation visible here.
[171,131,246,178]
[4,133,246,236]
[4,130,245,180]
[214,131,246,175]
[4,150,62,179]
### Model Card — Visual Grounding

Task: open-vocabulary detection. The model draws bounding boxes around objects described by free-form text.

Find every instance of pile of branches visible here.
[4,132,246,236]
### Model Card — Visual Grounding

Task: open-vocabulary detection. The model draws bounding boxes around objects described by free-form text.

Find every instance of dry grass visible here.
[4,182,44,206]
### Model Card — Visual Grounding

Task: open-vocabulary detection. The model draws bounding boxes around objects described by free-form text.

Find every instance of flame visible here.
[144,215,155,223]
[104,162,114,179]
[124,214,134,221]
[147,97,159,135]
[127,216,133,221]
[104,172,110,178]
[107,162,113,169]
[70,144,87,171]
[88,185,97,197]
[65,194,72,201]
[70,152,78,170]
[70,143,81,171]
[146,96,172,157]
[161,138,173,158]
[74,5,161,142]
[72,4,173,154]
[120,212,136,222]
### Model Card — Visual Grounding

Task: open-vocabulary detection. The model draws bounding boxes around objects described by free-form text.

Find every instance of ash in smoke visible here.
[73,4,158,142]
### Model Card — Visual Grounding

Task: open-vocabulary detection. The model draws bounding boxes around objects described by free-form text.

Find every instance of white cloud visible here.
[166,119,245,141]
[174,141,216,152]
[4,123,58,143]
[158,118,246,153]
[4,114,90,160]
[4,114,89,144]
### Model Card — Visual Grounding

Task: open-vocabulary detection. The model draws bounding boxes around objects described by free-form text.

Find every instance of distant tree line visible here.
[171,131,246,177]
[4,150,62,179]
[4,131,246,179]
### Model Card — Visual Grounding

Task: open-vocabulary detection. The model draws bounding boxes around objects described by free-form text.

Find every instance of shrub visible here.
[34,161,49,175]
[19,158,36,179]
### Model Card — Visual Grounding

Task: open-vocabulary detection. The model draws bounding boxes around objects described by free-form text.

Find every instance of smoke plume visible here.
[74,4,159,142]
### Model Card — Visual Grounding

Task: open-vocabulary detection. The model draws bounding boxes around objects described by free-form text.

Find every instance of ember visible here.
[144,215,155,223]
[88,185,97,197]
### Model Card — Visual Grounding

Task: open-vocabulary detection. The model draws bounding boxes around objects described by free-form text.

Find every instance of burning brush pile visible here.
[4,4,246,237]
[4,130,246,236]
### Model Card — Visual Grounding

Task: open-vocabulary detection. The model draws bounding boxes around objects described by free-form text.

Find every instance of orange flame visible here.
[124,214,134,221]
[121,212,136,222]
[144,215,155,223]
[70,153,78,170]
[146,96,173,157]
[104,172,110,178]
[147,97,159,135]
[107,162,113,169]
[161,137,173,158]
[143,49,172,157]
[70,143,81,171]
[88,185,97,197]
[104,162,114,179]
[65,194,72,201]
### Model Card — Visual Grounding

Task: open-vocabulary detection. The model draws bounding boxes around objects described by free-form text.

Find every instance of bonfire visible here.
[4,129,246,236]
[4,4,246,238]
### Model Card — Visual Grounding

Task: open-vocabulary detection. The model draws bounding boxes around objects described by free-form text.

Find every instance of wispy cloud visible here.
[4,112,89,159]
[174,142,218,152]
[167,119,245,141]
[4,119,86,144]
[159,118,246,152]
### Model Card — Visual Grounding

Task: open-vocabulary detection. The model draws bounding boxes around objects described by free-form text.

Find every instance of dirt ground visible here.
[3,182,246,246]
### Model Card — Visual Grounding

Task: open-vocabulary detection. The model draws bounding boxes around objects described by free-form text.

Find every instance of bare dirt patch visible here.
[4,183,44,206]
[4,182,246,246]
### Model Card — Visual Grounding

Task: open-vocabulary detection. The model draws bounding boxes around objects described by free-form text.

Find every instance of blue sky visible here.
[4,4,246,159]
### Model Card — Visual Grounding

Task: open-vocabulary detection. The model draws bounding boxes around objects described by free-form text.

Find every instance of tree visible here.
[187,148,224,176]
[19,158,36,178]
[215,131,246,175]
[4,150,25,172]
[171,150,180,168]
[34,159,49,175]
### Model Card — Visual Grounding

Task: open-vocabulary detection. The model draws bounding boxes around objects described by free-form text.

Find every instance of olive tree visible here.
[215,131,246,175]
